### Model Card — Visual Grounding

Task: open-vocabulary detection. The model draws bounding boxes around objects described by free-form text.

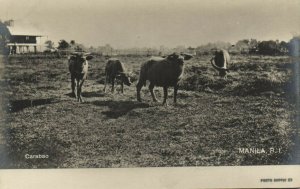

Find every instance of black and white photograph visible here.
[0,0,300,187]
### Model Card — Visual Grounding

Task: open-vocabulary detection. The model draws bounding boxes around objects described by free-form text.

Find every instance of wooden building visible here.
[0,20,42,54]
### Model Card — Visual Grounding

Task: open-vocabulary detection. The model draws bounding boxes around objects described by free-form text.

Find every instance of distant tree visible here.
[249,39,258,47]
[57,40,70,50]
[187,46,195,54]
[105,44,113,49]
[89,46,95,53]
[240,39,249,45]
[279,41,288,49]
[235,39,250,53]
[70,40,75,46]
[104,44,114,55]
[278,41,289,55]
[195,41,232,55]
[75,45,83,52]
[249,39,258,54]
[173,45,186,53]
[44,40,54,50]
[187,46,195,51]
[257,40,279,55]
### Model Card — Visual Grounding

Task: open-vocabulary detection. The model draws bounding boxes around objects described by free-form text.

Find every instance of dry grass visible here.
[0,54,298,168]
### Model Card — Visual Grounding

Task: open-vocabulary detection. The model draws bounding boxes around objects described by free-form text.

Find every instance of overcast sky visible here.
[0,0,299,48]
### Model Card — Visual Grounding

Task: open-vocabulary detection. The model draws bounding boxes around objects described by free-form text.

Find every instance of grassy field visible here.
[0,54,298,168]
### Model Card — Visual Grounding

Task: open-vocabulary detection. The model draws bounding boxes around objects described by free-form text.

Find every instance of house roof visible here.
[7,25,42,37]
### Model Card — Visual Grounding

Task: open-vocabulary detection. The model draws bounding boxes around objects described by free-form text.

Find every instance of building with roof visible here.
[0,20,43,54]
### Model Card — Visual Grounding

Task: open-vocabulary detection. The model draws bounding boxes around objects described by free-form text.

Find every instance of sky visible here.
[0,0,299,48]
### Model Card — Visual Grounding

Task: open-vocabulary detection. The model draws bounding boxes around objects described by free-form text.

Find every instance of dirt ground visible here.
[0,54,298,168]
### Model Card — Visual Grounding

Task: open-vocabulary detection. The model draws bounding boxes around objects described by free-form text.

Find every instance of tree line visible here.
[45,36,300,56]
[194,37,299,56]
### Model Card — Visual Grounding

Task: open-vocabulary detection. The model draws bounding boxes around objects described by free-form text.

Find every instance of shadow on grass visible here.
[65,91,105,98]
[92,100,150,118]
[65,92,75,98]
[8,98,57,113]
[82,91,106,98]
